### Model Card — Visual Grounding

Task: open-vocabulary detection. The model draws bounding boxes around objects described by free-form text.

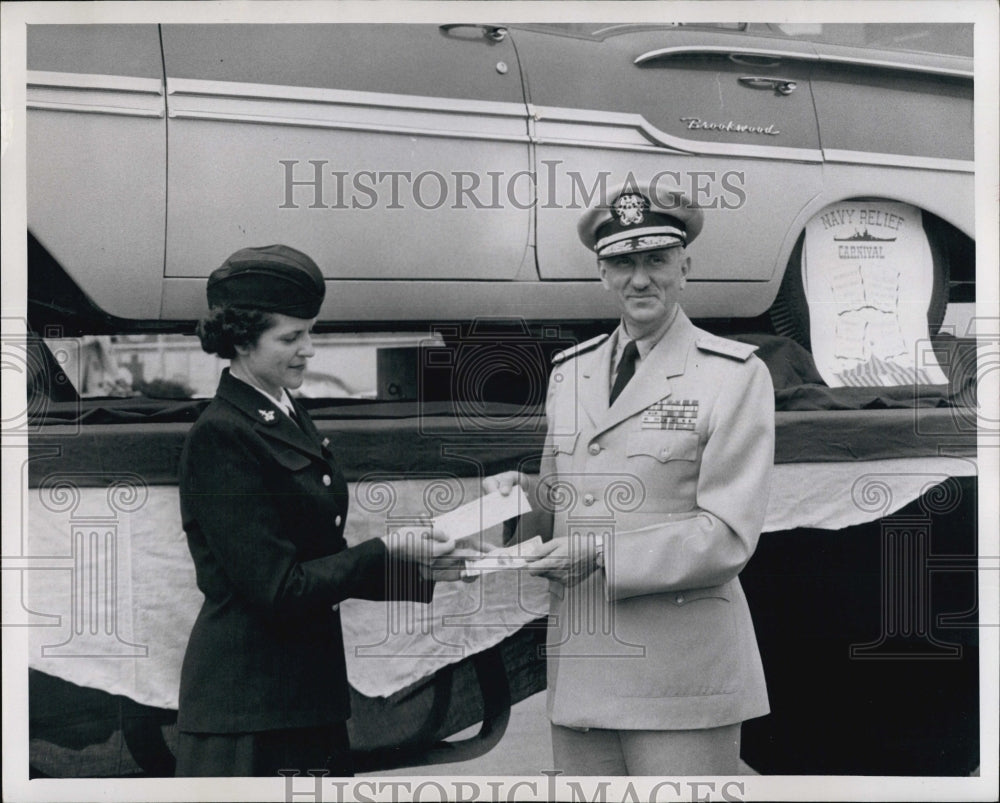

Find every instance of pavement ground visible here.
[361,692,759,777]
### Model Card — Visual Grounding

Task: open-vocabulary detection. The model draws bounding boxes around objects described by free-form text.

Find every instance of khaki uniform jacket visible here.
[177,369,432,733]
[532,310,774,730]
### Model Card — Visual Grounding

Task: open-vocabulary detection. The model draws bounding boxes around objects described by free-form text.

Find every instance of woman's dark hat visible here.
[207,245,325,318]
[578,181,704,259]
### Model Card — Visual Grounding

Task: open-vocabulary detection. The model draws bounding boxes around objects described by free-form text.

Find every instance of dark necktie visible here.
[609,340,639,405]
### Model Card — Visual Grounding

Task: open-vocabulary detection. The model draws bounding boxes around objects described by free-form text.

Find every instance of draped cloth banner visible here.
[25,458,976,709]
[803,200,948,388]
[25,478,549,707]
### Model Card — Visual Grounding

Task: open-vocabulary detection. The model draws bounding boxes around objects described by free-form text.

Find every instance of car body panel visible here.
[160,24,528,103]
[25,24,164,79]
[160,24,534,289]
[25,23,974,326]
[810,65,973,161]
[514,26,822,151]
[27,25,167,320]
[510,25,823,287]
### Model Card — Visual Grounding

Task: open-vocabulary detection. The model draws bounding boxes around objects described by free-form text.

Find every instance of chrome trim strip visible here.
[636,45,815,65]
[169,109,530,144]
[166,77,529,142]
[27,71,164,94]
[634,46,973,80]
[26,70,165,118]
[532,136,684,155]
[818,53,972,80]
[26,101,164,119]
[532,105,824,163]
[593,23,680,36]
[167,77,527,118]
[822,149,974,174]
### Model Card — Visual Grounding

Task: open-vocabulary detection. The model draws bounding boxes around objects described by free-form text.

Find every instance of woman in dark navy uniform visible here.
[175,245,452,777]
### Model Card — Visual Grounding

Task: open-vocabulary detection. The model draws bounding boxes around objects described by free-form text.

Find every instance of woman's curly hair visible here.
[196,306,275,359]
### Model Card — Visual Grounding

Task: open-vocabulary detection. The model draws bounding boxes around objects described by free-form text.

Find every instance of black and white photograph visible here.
[2,2,998,801]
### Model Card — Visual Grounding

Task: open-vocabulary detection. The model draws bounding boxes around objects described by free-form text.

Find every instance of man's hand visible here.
[526,535,601,587]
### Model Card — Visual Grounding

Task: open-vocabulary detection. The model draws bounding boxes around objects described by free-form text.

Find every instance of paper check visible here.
[431,487,532,541]
[462,536,547,578]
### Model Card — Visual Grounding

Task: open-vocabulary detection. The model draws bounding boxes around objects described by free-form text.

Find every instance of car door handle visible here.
[738,76,798,95]
[439,24,508,42]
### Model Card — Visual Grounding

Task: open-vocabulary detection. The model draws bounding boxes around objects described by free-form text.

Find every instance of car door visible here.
[160,24,532,321]
[510,23,824,319]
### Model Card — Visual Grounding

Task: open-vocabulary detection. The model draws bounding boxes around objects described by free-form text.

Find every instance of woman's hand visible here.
[384,523,454,567]
[482,470,531,497]
[384,523,482,582]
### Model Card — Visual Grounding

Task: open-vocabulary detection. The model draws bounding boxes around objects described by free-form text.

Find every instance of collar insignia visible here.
[258,408,276,423]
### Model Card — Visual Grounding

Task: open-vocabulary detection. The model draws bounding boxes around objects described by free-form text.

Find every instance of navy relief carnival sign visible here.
[802,200,948,387]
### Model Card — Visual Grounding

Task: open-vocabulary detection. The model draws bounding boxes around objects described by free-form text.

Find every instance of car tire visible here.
[769,213,951,351]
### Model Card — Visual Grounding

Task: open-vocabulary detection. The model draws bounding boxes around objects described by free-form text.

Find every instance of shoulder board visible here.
[695,336,758,362]
[552,333,610,364]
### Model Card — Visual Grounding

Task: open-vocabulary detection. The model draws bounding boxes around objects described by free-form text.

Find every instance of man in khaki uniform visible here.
[486,181,774,775]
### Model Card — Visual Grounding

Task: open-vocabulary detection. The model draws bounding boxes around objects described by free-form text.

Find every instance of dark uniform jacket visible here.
[177,369,432,733]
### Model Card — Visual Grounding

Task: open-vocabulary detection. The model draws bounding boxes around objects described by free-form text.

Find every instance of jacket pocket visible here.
[613,586,739,698]
[548,432,580,457]
[272,448,312,472]
[626,430,699,463]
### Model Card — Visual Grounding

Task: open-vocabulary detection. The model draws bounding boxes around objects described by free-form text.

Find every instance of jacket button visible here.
[660,447,670,459]
[322,475,332,486]
[551,445,560,455]
[589,443,601,455]
[675,594,685,604]
[583,493,595,506]
[334,515,342,527]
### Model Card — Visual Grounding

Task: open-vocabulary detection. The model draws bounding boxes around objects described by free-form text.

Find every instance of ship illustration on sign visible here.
[833,228,897,242]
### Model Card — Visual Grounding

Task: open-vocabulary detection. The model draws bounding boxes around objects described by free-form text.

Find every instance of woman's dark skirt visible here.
[175,723,353,777]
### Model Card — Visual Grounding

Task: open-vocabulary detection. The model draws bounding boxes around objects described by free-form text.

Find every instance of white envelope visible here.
[431,487,531,541]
